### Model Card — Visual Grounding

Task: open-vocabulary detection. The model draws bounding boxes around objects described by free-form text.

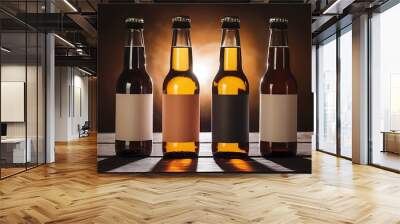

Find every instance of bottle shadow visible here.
[97,156,148,173]
[213,157,275,173]
[267,156,311,173]
[97,155,311,173]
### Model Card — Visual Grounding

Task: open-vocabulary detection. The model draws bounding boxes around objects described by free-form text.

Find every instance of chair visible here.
[78,121,90,138]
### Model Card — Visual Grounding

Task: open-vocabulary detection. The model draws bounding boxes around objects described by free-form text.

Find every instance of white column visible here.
[352,14,369,164]
[46,33,55,163]
[45,1,55,163]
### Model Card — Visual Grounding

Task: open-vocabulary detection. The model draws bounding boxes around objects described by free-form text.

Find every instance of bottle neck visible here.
[170,28,192,72]
[124,28,145,70]
[267,28,290,71]
[219,28,242,71]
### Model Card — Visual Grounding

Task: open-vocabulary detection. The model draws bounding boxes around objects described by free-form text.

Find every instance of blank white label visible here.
[115,94,153,141]
[260,94,297,142]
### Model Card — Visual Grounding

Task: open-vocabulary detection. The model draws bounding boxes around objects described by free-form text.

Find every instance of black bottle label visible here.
[212,95,249,143]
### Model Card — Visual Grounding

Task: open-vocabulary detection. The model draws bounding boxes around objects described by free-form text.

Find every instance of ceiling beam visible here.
[55,55,96,70]
[67,13,97,39]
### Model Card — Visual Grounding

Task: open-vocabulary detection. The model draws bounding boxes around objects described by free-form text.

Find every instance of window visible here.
[370,2,400,171]
[317,35,337,154]
[339,27,352,158]
[316,24,353,158]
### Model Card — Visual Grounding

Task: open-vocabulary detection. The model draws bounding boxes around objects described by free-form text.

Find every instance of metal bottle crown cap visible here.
[125,17,144,29]
[172,16,191,28]
[269,17,288,29]
[221,16,240,29]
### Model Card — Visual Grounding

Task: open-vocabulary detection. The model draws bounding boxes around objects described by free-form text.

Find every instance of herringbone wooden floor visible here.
[1,135,400,224]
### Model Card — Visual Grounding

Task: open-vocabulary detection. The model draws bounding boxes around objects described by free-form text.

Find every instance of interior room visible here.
[0,0,400,223]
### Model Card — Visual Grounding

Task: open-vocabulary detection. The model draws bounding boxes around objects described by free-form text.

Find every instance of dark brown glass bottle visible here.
[115,18,153,157]
[212,16,249,157]
[162,16,200,158]
[260,18,298,157]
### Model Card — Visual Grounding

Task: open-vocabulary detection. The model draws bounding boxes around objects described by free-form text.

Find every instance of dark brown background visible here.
[98,3,312,133]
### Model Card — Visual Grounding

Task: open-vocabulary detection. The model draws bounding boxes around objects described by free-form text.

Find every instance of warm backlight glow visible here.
[193,43,219,90]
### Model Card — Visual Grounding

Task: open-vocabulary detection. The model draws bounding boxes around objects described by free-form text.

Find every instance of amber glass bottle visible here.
[212,16,249,157]
[162,16,200,158]
[115,18,153,157]
[259,18,298,157]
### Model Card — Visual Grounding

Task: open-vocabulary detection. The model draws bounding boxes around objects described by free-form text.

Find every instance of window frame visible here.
[315,23,353,160]
[367,0,400,173]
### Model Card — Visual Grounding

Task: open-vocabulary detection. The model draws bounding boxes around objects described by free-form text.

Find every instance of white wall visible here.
[55,66,70,141]
[72,73,89,138]
[55,67,89,141]
[1,64,35,138]
[1,65,27,145]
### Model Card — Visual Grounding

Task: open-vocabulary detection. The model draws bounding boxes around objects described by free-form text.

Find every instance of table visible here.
[382,131,400,154]
[97,133,312,174]
[1,138,31,164]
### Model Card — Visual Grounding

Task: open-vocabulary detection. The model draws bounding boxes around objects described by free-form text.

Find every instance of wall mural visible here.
[97,4,312,173]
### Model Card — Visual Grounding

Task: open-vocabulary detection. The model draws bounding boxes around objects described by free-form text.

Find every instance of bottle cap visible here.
[172,16,191,28]
[269,17,288,29]
[125,17,144,29]
[221,16,240,29]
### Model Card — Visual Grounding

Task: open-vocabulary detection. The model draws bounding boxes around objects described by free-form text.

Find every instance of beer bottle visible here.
[115,18,153,157]
[212,16,249,157]
[259,18,298,157]
[162,16,200,158]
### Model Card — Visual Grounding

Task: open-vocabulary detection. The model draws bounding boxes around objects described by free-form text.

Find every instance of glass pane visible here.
[318,36,337,154]
[339,28,352,158]
[371,4,400,171]
[27,30,38,169]
[1,31,28,177]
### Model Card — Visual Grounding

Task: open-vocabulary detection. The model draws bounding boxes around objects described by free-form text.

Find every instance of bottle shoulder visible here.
[213,70,248,83]
[212,71,249,95]
[163,70,200,94]
[260,70,297,94]
[116,69,153,94]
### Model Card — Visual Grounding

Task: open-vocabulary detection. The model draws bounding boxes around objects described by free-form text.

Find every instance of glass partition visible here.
[1,31,28,177]
[0,1,46,179]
